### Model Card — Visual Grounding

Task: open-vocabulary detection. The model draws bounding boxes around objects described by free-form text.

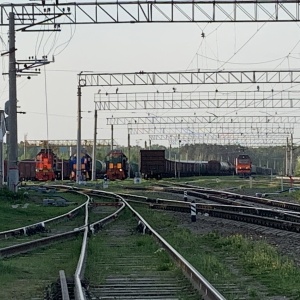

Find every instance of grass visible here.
[0,189,87,231]
[85,209,199,299]
[131,203,300,300]
[0,237,82,299]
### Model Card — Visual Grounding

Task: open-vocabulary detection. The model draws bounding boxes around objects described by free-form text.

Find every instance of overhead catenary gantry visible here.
[25,139,117,147]
[127,125,294,135]
[95,90,300,110]
[2,1,300,188]
[106,115,300,125]
[79,70,300,87]
[123,115,294,147]
[150,134,290,147]
[2,1,300,25]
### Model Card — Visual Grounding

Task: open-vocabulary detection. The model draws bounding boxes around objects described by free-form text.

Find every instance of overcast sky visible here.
[1,0,300,148]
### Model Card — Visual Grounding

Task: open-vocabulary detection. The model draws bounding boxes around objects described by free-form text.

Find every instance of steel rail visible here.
[0,187,88,239]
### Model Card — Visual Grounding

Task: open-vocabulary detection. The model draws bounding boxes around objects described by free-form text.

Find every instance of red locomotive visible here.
[35,149,57,181]
[235,154,252,177]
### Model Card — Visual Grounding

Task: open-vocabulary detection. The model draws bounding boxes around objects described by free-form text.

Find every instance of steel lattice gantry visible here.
[25,139,116,147]
[80,70,300,87]
[2,1,300,26]
[128,125,294,135]
[150,134,290,146]
[106,115,300,125]
[2,1,300,188]
[95,90,300,110]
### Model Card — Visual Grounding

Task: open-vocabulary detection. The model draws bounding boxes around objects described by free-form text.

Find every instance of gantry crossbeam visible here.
[80,70,300,87]
[107,115,300,125]
[150,134,289,146]
[95,90,300,110]
[2,1,300,27]
[25,139,116,147]
[128,126,294,135]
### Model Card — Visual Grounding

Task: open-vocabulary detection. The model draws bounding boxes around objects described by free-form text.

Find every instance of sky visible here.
[1,0,300,148]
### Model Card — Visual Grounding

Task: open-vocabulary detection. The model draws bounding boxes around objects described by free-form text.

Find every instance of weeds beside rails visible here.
[131,202,300,300]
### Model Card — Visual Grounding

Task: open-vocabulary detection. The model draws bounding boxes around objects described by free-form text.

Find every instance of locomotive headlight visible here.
[120,169,123,171]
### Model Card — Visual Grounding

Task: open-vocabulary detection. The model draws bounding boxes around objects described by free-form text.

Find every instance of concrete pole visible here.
[0,111,4,187]
[174,153,177,178]
[76,86,82,183]
[8,13,19,192]
[286,137,289,176]
[92,106,97,181]
[111,124,114,151]
[178,140,181,179]
[290,134,293,176]
[128,128,130,178]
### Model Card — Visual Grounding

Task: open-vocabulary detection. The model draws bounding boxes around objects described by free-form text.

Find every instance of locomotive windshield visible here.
[238,158,251,164]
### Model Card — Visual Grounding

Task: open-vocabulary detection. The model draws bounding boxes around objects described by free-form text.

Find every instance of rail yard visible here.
[1,1,300,300]
[0,176,300,300]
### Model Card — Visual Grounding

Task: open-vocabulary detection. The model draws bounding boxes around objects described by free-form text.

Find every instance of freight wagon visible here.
[207,160,235,176]
[140,149,210,179]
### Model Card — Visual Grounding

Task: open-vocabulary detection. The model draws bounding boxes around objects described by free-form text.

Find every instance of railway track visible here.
[85,208,200,300]
[118,190,300,234]
[0,185,227,300]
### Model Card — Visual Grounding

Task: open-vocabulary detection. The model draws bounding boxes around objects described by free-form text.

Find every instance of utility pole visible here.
[128,125,131,178]
[92,105,97,181]
[0,110,5,187]
[76,85,82,183]
[286,137,290,176]
[111,124,114,151]
[290,134,293,176]
[8,12,18,192]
